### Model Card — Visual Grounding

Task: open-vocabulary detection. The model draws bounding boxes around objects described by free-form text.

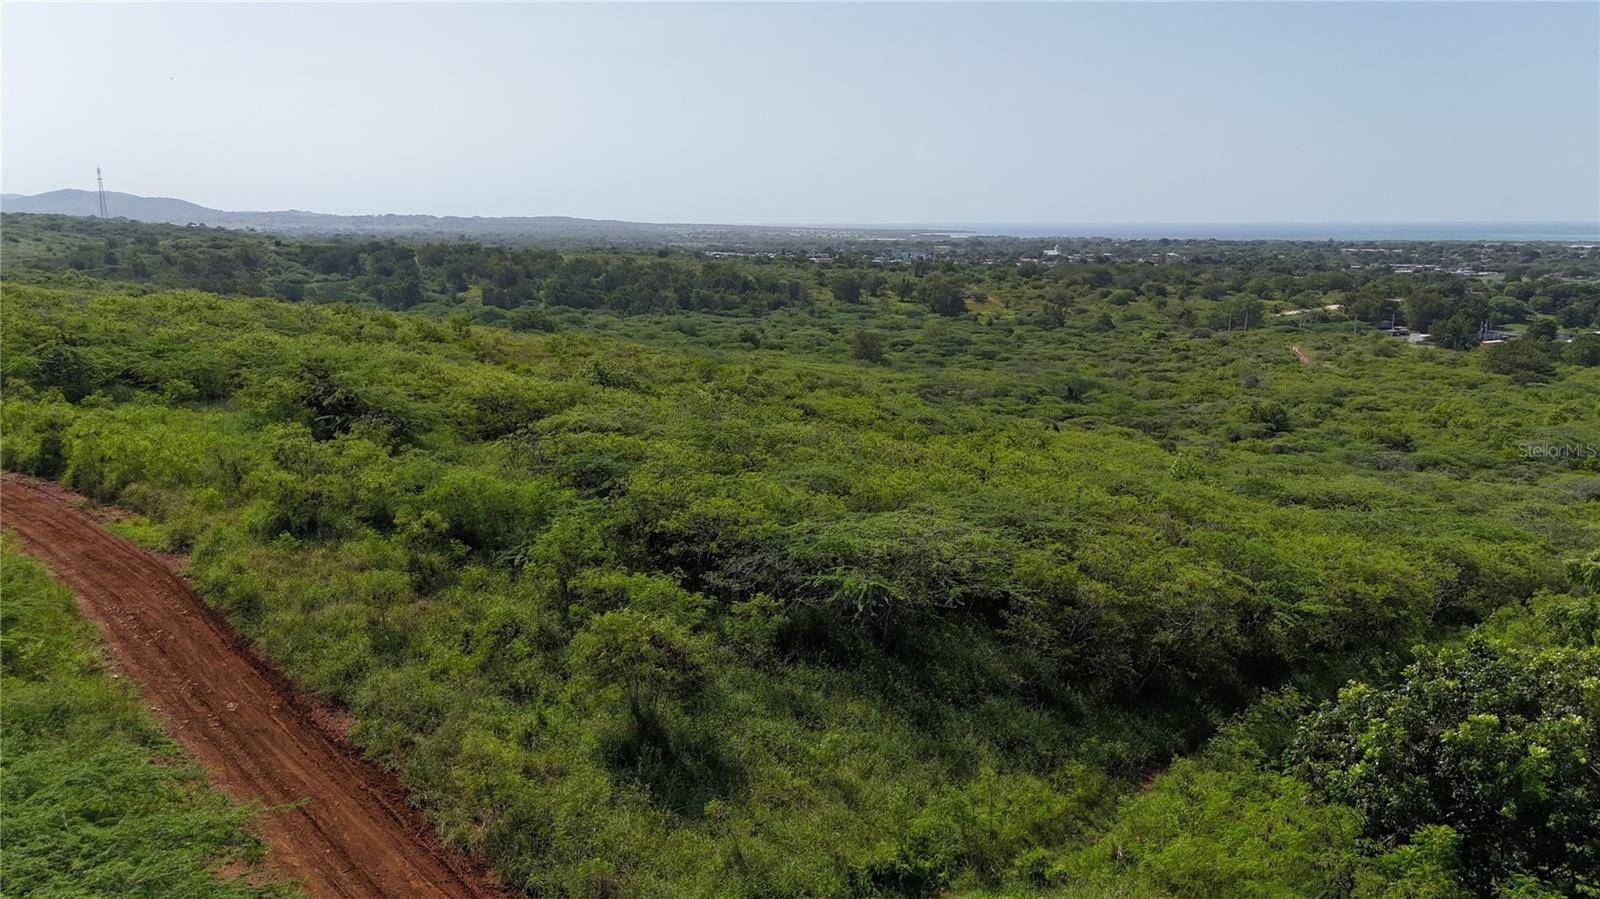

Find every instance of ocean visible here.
[857,222,1600,242]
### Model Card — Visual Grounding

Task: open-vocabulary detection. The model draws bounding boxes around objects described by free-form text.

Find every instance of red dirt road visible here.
[1,475,511,899]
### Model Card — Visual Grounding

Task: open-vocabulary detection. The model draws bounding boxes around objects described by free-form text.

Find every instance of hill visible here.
[0,189,930,246]
[2,188,221,222]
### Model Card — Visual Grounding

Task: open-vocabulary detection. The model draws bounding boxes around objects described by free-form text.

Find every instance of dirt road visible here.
[1,475,511,899]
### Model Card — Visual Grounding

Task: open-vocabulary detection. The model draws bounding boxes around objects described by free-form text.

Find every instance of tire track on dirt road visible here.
[1,474,513,899]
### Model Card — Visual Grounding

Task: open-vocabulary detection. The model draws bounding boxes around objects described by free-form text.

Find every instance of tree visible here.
[1290,638,1600,895]
[918,277,968,317]
[1430,312,1479,350]
[1483,339,1556,382]
[1040,286,1074,329]
[567,608,728,812]
[508,306,556,332]
[1248,401,1291,434]
[1346,294,1394,324]
[1525,319,1559,341]
[568,608,707,762]
[1405,292,1467,332]
[829,272,865,303]
[850,330,886,364]
[1226,294,1263,330]
[34,340,92,402]
[569,609,705,716]
[1566,332,1600,366]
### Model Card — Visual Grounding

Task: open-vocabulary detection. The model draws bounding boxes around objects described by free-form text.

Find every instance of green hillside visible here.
[2,218,1597,895]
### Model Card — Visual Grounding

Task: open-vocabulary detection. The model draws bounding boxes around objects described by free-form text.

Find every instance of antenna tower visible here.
[96,167,108,217]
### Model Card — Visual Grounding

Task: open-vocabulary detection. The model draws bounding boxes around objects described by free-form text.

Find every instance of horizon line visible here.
[4,188,1596,232]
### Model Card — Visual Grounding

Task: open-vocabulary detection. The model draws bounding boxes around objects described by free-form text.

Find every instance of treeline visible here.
[6,214,1600,342]
[4,215,817,315]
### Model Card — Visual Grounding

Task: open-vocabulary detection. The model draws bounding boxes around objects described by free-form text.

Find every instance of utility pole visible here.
[96,167,108,218]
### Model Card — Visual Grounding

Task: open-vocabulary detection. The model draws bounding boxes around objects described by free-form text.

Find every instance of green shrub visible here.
[1290,634,1600,894]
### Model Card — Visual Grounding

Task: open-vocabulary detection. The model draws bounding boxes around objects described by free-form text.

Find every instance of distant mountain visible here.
[0,189,930,245]
[2,189,222,223]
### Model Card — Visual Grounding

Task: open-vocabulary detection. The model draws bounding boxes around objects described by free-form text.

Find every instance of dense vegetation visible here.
[0,539,292,897]
[6,213,1600,339]
[1052,587,1598,897]
[3,216,1597,895]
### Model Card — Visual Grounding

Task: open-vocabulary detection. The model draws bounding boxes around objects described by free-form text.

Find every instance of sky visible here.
[3,2,1596,225]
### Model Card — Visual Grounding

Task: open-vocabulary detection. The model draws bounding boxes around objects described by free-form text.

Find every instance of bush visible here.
[1046,760,1363,895]
[850,329,887,363]
[1290,635,1600,894]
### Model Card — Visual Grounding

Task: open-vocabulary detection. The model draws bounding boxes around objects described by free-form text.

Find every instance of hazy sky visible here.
[3,2,1596,224]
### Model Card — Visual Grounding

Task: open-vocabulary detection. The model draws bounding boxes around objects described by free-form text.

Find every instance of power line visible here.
[96,167,108,218]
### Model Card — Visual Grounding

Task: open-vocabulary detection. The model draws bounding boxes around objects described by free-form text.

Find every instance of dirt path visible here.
[1,475,511,899]
[1291,344,1314,366]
